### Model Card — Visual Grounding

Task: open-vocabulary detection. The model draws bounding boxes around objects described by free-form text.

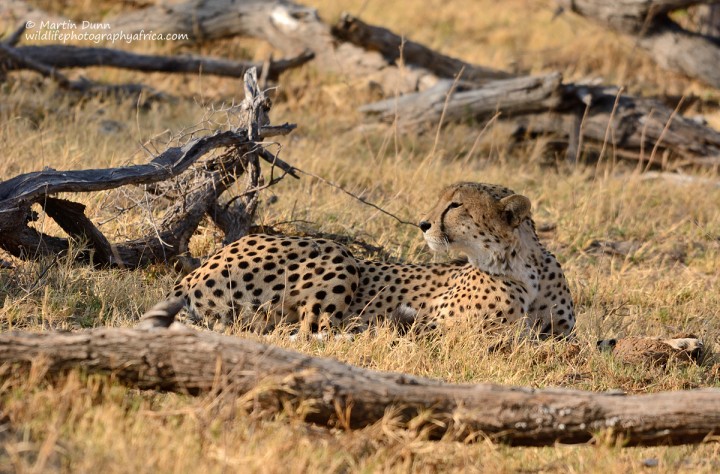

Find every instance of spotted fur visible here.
[140,182,575,338]
[168,236,359,333]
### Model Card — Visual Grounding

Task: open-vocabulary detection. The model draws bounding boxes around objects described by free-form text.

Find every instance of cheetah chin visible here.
[140,182,575,339]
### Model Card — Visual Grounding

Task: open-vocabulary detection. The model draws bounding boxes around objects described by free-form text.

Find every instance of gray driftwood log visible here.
[360,73,564,127]
[359,74,720,169]
[334,5,720,169]
[557,0,720,87]
[1,326,719,447]
[0,68,297,267]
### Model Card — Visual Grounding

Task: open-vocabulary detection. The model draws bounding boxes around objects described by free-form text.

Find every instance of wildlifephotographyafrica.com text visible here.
[24,20,188,44]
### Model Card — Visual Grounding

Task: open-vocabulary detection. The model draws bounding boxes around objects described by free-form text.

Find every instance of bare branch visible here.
[2,45,314,81]
[332,13,511,83]
[0,67,295,267]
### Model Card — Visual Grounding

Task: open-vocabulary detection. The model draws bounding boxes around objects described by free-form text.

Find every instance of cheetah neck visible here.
[467,220,542,298]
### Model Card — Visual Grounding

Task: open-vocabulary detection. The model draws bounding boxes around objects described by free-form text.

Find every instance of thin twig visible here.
[258,148,299,178]
[293,168,418,228]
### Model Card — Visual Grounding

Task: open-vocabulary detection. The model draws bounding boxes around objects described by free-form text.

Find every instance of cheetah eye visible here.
[448,202,462,210]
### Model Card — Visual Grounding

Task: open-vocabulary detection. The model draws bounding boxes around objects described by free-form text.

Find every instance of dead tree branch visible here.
[0,42,162,98]
[351,14,720,170]
[517,85,720,169]
[1,326,719,447]
[331,13,511,83]
[0,45,313,81]
[0,68,296,267]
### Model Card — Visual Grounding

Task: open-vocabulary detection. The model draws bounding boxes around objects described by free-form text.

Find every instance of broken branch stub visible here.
[0,67,297,268]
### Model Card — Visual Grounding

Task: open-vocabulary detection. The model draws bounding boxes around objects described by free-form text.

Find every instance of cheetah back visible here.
[173,235,359,332]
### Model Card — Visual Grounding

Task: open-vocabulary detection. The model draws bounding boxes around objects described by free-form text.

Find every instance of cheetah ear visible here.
[499,194,531,228]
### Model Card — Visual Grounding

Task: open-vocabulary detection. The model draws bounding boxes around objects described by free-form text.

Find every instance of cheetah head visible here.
[418,182,532,272]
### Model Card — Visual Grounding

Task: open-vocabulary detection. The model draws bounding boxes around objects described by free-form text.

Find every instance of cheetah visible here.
[139,182,575,338]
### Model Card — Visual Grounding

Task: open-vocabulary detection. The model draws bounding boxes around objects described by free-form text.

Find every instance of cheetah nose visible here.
[418,221,431,232]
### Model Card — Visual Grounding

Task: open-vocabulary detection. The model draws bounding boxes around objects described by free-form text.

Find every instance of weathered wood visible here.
[517,85,720,169]
[206,150,261,245]
[0,130,253,265]
[557,0,720,87]
[1,45,313,81]
[360,73,564,128]
[692,3,720,36]
[0,42,162,98]
[0,132,244,205]
[331,13,510,83]
[108,0,435,94]
[556,0,711,33]
[636,17,720,88]
[42,197,115,266]
[360,72,720,169]
[3,23,28,47]
[0,68,295,267]
[1,326,719,446]
[109,0,371,72]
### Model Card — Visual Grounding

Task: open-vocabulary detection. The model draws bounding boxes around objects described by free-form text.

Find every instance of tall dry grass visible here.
[1,0,720,471]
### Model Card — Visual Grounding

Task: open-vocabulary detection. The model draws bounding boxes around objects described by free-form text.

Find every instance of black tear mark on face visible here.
[440,202,462,237]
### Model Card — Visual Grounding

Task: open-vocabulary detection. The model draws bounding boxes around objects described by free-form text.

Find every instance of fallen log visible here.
[1,326,719,447]
[1,44,313,81]
[331,13,510,84]
[0,68,297,267]
[518,85,720,169]
[360,72,720,169]
[360,73,563,128]
[328,12,718,170]
[557,0,720,88]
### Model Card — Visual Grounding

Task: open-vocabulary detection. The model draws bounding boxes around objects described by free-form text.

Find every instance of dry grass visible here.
[2,0,720,471]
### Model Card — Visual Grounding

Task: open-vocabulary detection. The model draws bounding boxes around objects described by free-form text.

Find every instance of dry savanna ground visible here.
[2,0,720,472]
